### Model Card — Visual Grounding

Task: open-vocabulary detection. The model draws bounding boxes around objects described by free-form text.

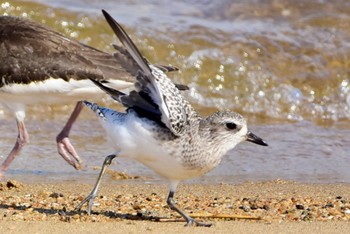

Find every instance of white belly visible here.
[100,112,204,181]
[0,78,132,112]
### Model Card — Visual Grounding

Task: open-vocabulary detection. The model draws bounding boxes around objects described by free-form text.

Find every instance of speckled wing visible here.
[102,10,187,136]
[112,44,188,91]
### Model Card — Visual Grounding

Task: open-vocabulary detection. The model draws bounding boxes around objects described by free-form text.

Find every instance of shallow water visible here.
[1,0,350,184]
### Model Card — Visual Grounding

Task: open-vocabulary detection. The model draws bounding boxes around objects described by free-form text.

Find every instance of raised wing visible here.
[112,44,188,91]
[0,16,186,90]
[101,10,188,136]
[113,44,179,75]
[89,78,162,124]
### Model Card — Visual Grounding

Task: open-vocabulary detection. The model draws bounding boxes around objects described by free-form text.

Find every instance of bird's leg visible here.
[56,101,84,170]
[0,119,29,178]
[167,190,212,227]
[75,153,118,214]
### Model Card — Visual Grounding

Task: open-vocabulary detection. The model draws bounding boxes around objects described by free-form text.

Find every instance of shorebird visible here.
[0,16,186,178]
[76,10,268,227]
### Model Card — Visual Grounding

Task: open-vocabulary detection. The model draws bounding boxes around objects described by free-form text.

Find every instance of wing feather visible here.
[102,10,188,136]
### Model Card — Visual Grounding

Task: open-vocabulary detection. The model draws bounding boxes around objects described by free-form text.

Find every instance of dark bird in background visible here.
[0,15,187,178]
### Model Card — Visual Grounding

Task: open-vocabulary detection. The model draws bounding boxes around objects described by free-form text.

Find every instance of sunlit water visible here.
[0,0,350,184]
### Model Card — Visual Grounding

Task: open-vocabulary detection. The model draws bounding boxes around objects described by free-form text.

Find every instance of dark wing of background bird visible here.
[0,16,139,87]
[0,16,188,91]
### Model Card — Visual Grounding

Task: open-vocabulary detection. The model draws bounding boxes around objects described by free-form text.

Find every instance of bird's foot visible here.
[57,137,82,170]
[75,192,96,215]
[185,218,212,227]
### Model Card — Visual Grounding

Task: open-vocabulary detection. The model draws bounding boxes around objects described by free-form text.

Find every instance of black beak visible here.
[246,131,268,146]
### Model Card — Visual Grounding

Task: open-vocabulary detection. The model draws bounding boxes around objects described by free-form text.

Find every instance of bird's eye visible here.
[225,122,237,130]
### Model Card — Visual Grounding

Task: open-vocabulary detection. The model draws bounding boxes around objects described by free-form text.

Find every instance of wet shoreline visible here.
[1,116,349,184]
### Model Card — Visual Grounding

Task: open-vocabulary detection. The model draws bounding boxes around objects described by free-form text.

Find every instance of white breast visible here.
[99,111,205,181]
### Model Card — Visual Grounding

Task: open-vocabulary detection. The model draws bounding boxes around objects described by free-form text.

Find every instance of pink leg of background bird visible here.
[56,101,84,170]
[0,119,29,178]
[0,101,85,179]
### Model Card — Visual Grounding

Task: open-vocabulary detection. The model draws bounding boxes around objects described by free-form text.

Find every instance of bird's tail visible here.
[83,100,125,124]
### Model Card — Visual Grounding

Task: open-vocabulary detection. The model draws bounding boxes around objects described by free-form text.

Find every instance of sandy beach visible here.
[1,180,349,233]
[1,2,350,233]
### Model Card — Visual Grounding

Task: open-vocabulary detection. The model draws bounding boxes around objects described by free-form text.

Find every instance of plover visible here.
[76,10,268,227]
[0,16,186,177]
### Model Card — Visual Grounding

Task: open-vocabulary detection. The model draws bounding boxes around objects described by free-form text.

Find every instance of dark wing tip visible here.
[154,65,179,73]
[102,10,152,75]
[174,83,189,91]
[89,78,125,101]
[101,9,110,20]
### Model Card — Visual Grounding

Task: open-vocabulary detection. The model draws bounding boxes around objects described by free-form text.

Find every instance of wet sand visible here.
[0,180,349,233]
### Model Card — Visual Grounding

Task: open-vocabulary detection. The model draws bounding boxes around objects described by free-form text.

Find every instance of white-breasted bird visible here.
[76,10,268,227]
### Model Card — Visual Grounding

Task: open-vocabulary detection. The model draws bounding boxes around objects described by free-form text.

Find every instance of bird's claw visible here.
[185,218,212,227]
[75,193,96,215]
[57,137,83,170]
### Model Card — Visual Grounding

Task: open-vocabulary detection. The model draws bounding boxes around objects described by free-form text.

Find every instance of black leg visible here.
[75,153,118,214]
[167,190,212,227]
